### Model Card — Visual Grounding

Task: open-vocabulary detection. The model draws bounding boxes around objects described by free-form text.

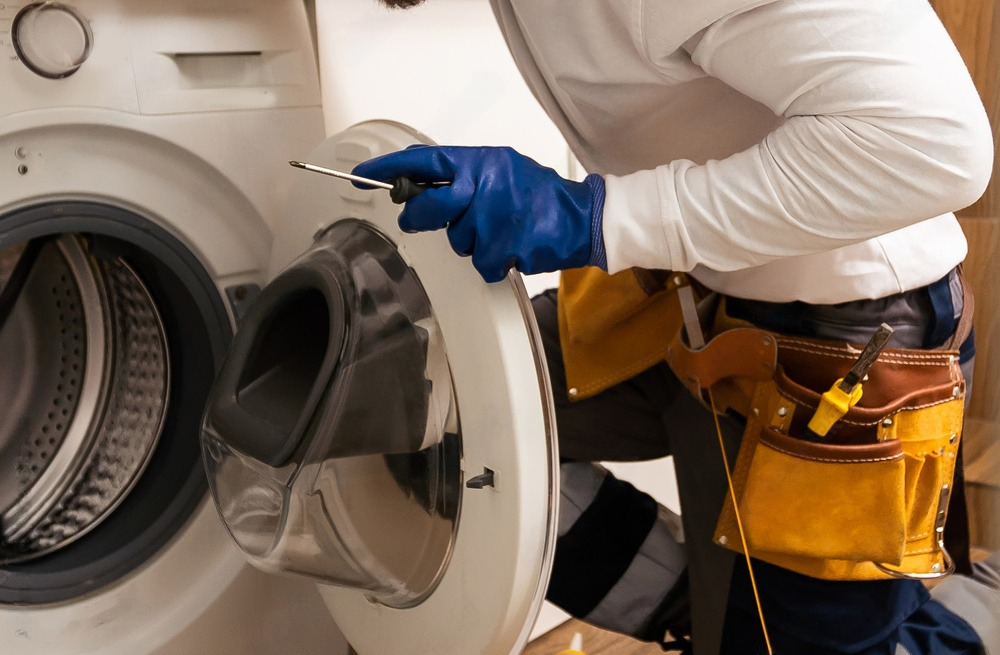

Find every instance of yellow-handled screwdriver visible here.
[806,323,895,439]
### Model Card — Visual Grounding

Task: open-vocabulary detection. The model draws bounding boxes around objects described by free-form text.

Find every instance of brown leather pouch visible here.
[667,318,966,580]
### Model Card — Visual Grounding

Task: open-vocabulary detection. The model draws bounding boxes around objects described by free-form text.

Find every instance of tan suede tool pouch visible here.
[559,267,698,399]
[669,326,966,581]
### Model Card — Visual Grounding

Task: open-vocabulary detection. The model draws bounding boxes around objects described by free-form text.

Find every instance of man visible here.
[354,0,999,652]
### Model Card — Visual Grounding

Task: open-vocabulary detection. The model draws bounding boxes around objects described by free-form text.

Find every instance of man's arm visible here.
[603,0,993,273]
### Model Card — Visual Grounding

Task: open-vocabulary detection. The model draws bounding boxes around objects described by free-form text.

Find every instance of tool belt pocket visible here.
[670,325,966,581]
[733,419,908,566]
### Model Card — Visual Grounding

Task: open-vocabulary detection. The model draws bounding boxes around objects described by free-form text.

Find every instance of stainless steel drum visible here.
[0,236,169,562]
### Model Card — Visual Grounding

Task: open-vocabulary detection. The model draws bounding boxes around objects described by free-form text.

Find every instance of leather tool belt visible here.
[667,294,971,581]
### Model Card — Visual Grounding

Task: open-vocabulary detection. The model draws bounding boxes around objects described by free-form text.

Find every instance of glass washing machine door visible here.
[201,121,559,655]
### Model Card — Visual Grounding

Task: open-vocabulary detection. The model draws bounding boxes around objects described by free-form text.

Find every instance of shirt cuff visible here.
[603,168,686,273]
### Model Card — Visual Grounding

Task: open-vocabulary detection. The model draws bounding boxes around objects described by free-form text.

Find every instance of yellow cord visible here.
[708,388,774,655]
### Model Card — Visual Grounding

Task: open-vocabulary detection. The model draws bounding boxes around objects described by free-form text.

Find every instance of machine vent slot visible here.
[168,51,289,89]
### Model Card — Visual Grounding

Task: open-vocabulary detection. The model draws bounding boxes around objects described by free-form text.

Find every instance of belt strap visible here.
[943,265,974,351]
[666,327,777,403]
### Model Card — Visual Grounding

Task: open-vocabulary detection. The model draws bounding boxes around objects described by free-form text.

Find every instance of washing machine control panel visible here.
[10,2,91,79]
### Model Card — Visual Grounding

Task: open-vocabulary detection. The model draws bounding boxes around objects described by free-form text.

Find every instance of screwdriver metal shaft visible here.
[838,322,895,393]
[289,160,445,204]
[289,161,393,190]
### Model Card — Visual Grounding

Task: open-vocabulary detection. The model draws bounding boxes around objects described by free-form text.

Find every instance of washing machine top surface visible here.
[202,120,559,655]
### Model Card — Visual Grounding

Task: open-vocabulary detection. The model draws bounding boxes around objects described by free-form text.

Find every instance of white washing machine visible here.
[0,1,349,653]
[0,2,560,654]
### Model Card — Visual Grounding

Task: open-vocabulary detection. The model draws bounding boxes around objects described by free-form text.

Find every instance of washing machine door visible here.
[200,120,559,655]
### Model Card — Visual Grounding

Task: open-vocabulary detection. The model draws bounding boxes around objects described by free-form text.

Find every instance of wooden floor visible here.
[522,619,667,655]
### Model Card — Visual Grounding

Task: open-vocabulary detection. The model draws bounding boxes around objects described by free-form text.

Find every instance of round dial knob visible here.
[13,2,93,79]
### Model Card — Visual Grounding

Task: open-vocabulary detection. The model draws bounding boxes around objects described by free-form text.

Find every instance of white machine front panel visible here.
[0,0,320,116]
[124,0,321,115]
[0,4,329,655]
[0,1,137,115]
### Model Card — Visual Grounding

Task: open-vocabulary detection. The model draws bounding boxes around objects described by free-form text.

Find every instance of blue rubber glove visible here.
[352,145,607,283]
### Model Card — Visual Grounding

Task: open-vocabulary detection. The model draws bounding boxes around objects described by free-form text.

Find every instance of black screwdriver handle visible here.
[390,177,428,204]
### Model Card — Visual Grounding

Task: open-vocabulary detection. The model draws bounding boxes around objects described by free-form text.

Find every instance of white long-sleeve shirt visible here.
[490,0,993,303]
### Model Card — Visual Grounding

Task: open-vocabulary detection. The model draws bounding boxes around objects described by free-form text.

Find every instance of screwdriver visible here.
[805,322,895,439]
[288,161,446,204]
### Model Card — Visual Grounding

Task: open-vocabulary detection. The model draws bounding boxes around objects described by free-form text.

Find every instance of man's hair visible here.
[378,0,426,8]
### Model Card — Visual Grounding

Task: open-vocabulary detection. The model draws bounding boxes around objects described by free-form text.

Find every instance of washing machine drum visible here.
[201,120,559,655]
[0,236,168,561]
